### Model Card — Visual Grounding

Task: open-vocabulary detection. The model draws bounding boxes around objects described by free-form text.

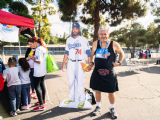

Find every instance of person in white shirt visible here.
[62,23,91,108]
[29,37,48,111]
[3,57,21,117]
[18,58,31,110]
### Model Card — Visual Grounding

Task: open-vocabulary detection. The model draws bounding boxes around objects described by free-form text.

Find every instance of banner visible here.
[0,23,19,42]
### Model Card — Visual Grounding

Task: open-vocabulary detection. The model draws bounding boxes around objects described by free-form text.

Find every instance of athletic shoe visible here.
[10,111,17,117]
[78,102,85,108]
[91,106,101,116]
[21,106,29,110]
[33,96,38,99]
[16,108,20,113]
[64,99,75,104]
[110,108,118,119]
[36,101,47,105]
[28,104,31,108]
[30,92,36,98]
[0,115,3,119]
[33,105,45,111]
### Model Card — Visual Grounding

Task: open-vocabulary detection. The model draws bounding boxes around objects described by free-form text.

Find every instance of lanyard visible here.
[100,40,109,54]
[100,40,109,48]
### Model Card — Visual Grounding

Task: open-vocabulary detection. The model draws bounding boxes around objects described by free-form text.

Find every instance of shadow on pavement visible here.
[22,106,91,120]
[117,71,139,77]
[45,74,60,80]
[140,66,160,74]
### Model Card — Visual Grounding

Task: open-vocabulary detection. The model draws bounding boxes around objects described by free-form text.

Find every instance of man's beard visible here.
[72,32,79,36]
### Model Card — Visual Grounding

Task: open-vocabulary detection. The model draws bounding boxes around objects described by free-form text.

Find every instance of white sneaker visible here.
[21,106,29,110]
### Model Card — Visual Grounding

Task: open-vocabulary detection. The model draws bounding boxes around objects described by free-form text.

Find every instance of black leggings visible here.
[34,76,46,105]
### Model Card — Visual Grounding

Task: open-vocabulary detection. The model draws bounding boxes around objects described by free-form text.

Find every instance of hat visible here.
[72,23,80,29]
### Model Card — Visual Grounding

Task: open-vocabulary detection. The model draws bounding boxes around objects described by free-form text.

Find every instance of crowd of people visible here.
[135,49,152,59]
[0,37,48,117]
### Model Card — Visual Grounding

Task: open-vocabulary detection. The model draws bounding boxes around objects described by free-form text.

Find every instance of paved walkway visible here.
[0,55,160,120]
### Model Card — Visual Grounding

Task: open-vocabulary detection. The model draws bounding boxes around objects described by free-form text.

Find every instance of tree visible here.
[150,1,160,47]
[57,0,148,42]
[145,23,160,48]
[25,0,56,44]
[82,28,89,39]
[0,0,12,9]
[110,23,147,58]
[9,1,33,19]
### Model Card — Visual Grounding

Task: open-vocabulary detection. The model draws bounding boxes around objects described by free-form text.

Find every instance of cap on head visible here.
[98,26,109,34]
[72,23,80,29]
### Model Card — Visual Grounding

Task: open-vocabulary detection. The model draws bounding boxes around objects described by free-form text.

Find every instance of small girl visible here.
[18,58,31,110]
[3,57,21,116]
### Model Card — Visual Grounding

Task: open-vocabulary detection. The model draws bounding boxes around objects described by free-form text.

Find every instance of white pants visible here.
[67,60,85,103]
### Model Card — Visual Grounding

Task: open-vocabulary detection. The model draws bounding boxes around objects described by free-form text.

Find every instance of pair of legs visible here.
[96,92,115,104]
[8,85,21,112]
[67,60,85,103]
[30,68,35,93]
[21,83,30,106]
[93,91,117,119]
[34,76,46,106]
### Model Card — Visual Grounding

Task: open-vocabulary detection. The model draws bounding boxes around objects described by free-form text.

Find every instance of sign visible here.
[0,23,19,42]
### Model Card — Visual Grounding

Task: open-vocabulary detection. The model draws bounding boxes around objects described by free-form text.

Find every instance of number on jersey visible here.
[75,49,81,55]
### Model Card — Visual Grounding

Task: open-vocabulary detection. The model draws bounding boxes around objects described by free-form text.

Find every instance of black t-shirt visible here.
[25,48,31,58]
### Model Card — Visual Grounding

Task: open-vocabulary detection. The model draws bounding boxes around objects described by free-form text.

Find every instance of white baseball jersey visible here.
[65,36,90,60]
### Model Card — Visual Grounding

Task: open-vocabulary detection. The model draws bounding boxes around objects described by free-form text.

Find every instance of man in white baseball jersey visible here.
[62,23,91,108]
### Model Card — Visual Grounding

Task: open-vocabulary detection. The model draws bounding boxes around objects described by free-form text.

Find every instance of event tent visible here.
[0,9,35,61]
[0,9,35,28]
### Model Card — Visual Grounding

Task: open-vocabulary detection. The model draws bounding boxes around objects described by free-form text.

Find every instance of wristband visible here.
[118,61,121,65]
[90,61,94,65]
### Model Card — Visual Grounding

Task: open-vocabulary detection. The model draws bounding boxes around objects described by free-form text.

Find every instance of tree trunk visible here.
[131,52,134,58]
[93,0,100,42]
[38,0,42,37]
[38,21,41,37]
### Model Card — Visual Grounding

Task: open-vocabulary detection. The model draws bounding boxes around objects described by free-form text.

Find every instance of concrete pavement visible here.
[0,55,160,120]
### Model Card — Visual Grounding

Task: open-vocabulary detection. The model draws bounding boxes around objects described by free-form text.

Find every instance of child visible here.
[18,58,31,110]
[3,57,21,117]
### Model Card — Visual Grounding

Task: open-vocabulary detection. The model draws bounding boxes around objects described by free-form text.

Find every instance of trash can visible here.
[13,55,19,67]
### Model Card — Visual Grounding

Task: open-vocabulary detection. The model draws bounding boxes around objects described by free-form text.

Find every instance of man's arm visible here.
[62,54,68,71]
[113,41,124,67]
[88,41,97,70]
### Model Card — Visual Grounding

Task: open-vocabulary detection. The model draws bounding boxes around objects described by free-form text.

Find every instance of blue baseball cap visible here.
[72,23,80,29]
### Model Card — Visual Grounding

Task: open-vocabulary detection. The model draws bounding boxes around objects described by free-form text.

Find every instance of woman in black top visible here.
[25,40,36,98]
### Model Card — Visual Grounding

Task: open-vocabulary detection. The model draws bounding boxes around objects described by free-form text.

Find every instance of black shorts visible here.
[149,55,151,57]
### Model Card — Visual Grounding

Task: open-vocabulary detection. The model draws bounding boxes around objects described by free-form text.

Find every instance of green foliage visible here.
[25,0,56,43]
[0,0,12,9]
[82,28,89,39]
[110,22,147,58]
[57,0,148,42]
[8,1,33,19]
[12,35,28,46]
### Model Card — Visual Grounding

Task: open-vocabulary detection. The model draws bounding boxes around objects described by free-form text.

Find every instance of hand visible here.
[112,62,120,67]
[62,64,66,72]
[85,63,93,72]
[30,56,35,61]
[26,57,30,61]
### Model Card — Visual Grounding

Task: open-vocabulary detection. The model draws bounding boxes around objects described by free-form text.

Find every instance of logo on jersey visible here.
[68,43,82,50]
